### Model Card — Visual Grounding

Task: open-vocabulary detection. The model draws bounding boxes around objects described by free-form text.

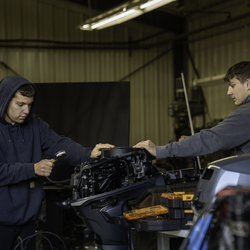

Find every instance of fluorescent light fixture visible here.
[140,0,176,11]
[140,0,163,9]
[92,9,137,29]
[78,0,177,31]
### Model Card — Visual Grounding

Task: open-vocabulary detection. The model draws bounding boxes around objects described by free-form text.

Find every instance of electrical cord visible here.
[13,231,67,250]
[46,176,71,184]
[35,235,54,250]
[16,237,24,250]
[36,235,53,250]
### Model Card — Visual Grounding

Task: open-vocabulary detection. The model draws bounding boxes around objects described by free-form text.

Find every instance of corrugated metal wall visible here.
[0,0,175,147]
[186,0,250,127]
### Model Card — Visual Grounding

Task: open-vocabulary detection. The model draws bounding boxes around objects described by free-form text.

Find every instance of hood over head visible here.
[0,76,37,124]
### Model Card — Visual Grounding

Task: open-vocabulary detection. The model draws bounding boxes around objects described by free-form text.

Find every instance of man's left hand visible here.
[91,143,115,158]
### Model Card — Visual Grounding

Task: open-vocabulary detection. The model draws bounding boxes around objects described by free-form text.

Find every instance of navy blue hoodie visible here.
[0,76,92,225]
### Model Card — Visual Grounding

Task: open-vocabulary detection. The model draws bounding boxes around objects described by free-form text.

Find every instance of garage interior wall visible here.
[186,0,250,128]
[0,0,175,148]
[1,0,250,149]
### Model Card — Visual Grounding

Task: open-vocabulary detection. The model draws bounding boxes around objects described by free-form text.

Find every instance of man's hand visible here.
[179,135,189,141]
[90,143,115,158]
[133,140,156,157]
[34,159,55,176]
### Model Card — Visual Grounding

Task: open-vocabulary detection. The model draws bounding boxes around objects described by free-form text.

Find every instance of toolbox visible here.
[115,183,197,231]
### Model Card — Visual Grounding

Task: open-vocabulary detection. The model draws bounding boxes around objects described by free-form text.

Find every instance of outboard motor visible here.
[62,147,166,250]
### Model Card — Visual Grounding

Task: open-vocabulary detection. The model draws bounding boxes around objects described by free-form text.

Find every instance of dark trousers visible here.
[0,223,36,250]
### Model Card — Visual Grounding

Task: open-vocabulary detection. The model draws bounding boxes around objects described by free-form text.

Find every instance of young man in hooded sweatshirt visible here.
[134,61,250,158]
[0,75,114,250]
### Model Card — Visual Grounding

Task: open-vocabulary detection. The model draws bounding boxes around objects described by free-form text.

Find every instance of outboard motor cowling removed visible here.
[62,147,166,250]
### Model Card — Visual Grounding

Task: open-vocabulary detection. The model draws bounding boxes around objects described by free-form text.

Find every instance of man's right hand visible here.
[34,159,54,176]
[179,135,189,141]
[133,140,157,157]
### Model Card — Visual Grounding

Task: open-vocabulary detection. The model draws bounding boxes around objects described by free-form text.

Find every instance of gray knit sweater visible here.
[156,94,250,159]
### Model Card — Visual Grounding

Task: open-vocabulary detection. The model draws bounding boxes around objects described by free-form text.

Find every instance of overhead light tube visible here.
[91,9,137,29]
[140,0,176,11]
[78,0,177,31]
[140,0,163,9]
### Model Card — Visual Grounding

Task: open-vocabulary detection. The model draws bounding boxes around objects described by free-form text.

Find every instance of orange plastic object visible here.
[182,194,194,201]
[161,193,182,199]
[123,205,169,220]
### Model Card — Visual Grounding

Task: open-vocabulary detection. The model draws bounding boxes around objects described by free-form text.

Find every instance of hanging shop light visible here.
[77,0,177,31]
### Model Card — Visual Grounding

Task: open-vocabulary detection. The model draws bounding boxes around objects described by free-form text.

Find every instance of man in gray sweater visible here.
[134,61,250,159]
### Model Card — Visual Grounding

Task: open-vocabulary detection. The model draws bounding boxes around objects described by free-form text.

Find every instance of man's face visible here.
[4,92,34,124]
[227,77,250,106]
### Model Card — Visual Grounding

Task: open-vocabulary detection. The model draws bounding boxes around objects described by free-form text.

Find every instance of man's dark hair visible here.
[17,84,35,97]
[224,61,250,84]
